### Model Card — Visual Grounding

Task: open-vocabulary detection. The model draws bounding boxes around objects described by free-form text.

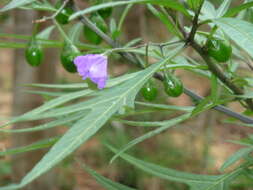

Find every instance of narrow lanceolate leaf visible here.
[0,137,59,156]
[216,0,231,18]
[215,18,253,59]
[0,0,36,12]
[36,26,55,40]
[0,89,93,128]
[147,4,182,38]
[210,74,218,103]
[26,72,138,89]
[223,2,253,17]
[110,113,191,163]
[0,45,184,190]
[0,73,139,128]
[220,147,253,171]
[79,163,136,190]
[69,0,190,20]
[135,101,194,112]
[68,23,83,44]
[107,145,246,190]
[0,112,84,133]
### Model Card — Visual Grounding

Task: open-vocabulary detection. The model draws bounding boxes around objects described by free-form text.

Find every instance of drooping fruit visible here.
[141,81,158,101]
[25,38,43,67]
[206,39,232,62]
[163,73,183,97]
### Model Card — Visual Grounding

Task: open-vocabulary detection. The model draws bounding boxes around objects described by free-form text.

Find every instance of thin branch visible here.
[34,0,70,23]
[186,1,204,44]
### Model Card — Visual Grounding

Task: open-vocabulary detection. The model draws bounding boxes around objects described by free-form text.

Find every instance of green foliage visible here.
[1,0,253,189]
[107,145,247,190]
[79,163,137,190]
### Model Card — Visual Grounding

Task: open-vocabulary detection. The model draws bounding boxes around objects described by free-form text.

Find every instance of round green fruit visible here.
[98,7,112,19]
[93,0,112,18]
[83,13,107,44]
[55,1,74,25]
[141,81,158,101]
[25,41,43,67]
[206,39,232,62]
[163,73,183,97]
[60,50,80,73]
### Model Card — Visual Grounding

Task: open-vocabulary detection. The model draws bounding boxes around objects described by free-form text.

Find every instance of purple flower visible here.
[74,54,108,89]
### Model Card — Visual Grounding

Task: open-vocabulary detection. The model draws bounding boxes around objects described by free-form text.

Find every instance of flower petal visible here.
[74,54,108,89]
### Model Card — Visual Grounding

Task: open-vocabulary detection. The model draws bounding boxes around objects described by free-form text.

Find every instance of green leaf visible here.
[0,112,84,133]
[115,117,187,127]
[36,26,55,40]
[110,18,121,40]
[0,0,36,12]
[135,101,194,112]
[223,2,253,17]
[68,23,82,44]
[24,90,68,97]
[201,1,216,20]
[110,113,191,163]
[0,137,59,156]
[215,18,253,59]
[0,45,184,190]
[26,72,139,89]
[20,0,56,12]
[187,0,203,11]
[1,73,142,127]
[216,0,231,18]
[107,145,245,190]
[79,163,136,190]
[210,74,218,103]
[69,0,190,21]
[191,96,212,117]
[147,4,182,38]
[1,89,93,127]
[220,147,253,171]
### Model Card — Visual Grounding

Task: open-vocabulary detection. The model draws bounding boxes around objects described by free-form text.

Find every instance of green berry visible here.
[55,0,74,25]
[163,73,183,97]
[60,45,81,73]
[141,81,158,101]
[25,40,43,67]
[207,39,232,62]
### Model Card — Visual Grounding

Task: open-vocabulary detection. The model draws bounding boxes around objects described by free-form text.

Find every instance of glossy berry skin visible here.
[94,0,112,18]
[55,1,74,25]
[207,39,232,62]
[83,13,107,44]
[98,7,112,19]
[25,42,43,67]
[60,49,80,73]
[141,82,158,101]
[163,73,183,97]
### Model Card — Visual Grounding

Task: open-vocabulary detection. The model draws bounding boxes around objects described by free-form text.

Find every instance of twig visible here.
[33,0,70,23]
[186,1,204,44]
